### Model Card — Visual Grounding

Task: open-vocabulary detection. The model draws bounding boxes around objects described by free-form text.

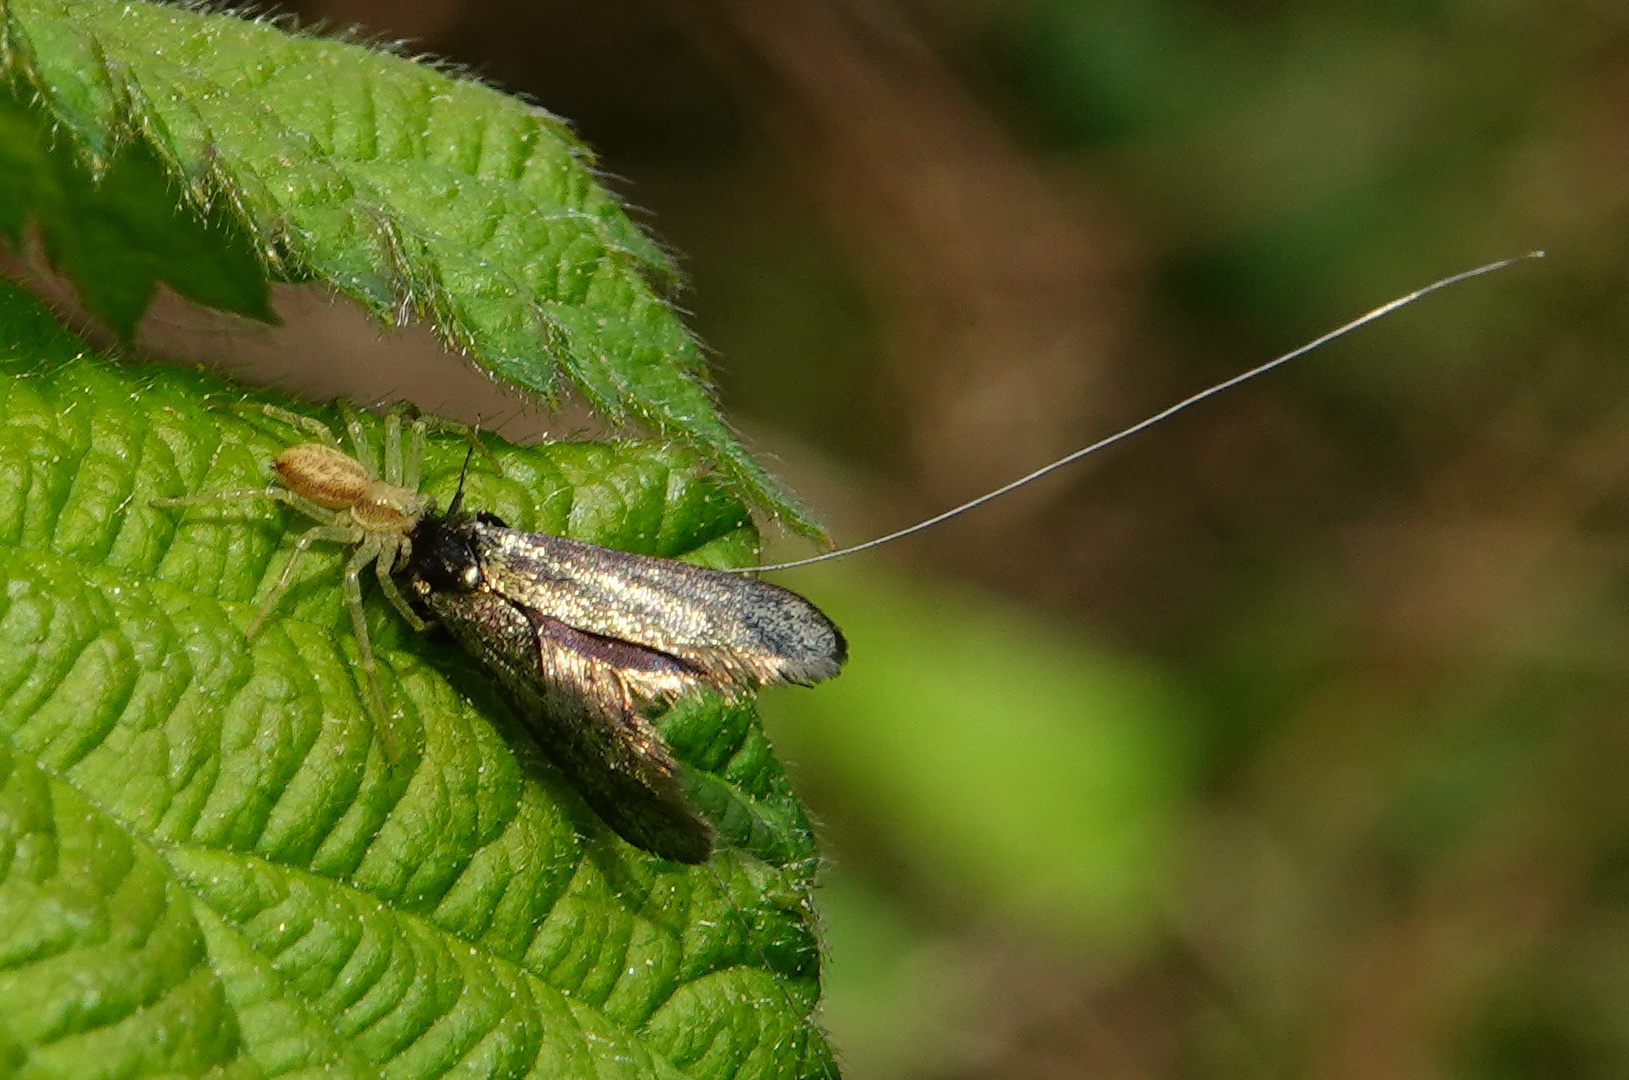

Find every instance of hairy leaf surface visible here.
[0,0,815,531]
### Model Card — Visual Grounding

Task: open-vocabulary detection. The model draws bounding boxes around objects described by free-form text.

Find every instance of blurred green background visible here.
[279,0,1629,1076]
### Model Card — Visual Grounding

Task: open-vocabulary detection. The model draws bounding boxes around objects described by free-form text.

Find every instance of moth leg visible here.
[230,403,344,447]
[246,520,359,637]
[374,536,428,631]
[153,485,337,526]
[338,401,380,478]
[340,535,399,756]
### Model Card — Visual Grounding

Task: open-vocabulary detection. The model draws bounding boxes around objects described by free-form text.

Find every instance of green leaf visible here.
[0,281,835,1080]
[0,0,819,534]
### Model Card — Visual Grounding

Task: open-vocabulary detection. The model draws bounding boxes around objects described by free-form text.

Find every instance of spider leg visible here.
[153,486,339,527]
[381,401,426,487]
[383,407,403,486]
[230,403,343,447]
[403,409,430,493]
[153,485,284,508]
[374,535,428,631]
[246,521,359,637]
[416,413,503,481]
[340,534,400,757]
[338,401,380,478]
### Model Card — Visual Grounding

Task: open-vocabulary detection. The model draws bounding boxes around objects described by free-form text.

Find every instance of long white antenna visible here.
[744,251,1544,574]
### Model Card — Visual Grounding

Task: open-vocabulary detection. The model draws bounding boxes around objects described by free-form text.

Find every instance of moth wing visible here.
[521,609,715,864]
[406,560,714,864]
[470,524,847,690]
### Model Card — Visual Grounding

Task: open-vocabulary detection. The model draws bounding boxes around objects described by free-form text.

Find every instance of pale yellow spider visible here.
[154,403,449,755]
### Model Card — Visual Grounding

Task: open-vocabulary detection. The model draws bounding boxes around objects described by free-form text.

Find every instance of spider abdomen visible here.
[273,443,373,509]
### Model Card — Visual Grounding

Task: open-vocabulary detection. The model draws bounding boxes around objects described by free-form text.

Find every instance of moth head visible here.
[404,514,484,594]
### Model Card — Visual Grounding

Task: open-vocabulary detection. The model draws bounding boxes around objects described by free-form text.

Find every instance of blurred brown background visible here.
[261,1,1629,1077]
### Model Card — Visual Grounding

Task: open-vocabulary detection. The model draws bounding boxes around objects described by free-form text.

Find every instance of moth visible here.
[153,255,1532,863]
[400,505,843,863]
[154,402,845,863]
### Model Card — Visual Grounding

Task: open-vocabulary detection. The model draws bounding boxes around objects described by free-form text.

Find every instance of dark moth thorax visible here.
[398,511,846,864]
